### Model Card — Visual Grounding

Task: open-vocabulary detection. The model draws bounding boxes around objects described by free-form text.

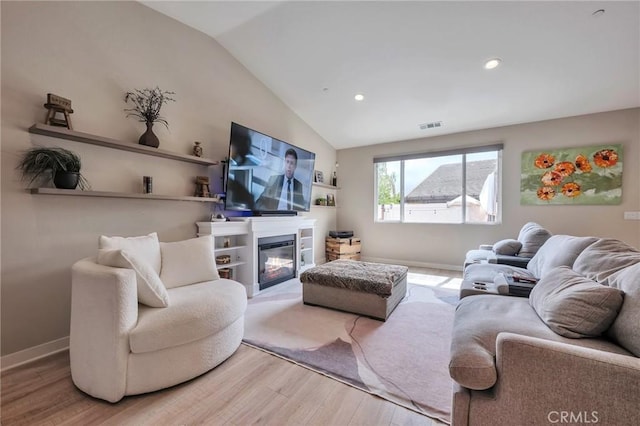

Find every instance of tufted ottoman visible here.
[299,259,408,320]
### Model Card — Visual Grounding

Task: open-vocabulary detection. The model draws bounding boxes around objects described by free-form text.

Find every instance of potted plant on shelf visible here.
[17,147,90,190]
[124,87,175,148]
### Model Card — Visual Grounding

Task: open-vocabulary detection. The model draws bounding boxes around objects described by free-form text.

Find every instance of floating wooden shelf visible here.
[29,123,218,166]
[30,188,224,203]
[312,182,340,190]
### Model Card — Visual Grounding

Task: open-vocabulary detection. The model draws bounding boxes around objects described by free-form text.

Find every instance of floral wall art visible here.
[521,144,623,205]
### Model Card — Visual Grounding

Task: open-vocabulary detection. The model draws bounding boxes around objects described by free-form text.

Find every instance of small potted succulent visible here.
[17,147,90,190]
[124,87,175,148]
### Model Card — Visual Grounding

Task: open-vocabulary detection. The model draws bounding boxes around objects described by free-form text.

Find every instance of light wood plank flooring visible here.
[1,267,459,425]
[1,345,446,426]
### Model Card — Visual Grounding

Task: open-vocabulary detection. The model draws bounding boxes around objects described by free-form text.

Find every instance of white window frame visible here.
[373,144,503,224]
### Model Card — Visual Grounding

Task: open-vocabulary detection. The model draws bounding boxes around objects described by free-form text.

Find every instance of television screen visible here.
[225,122,316,213]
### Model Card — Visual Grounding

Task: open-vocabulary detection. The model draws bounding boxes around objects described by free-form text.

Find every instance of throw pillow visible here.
[97,249,169,308]
[529,266,624,338]
[492,239,522,256]
[517,222,552,258]
[160,235,219,288]
[99,232,161,274]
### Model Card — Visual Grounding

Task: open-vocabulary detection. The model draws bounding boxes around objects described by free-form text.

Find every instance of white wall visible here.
[1,1,336,356]
[337,108,640,269]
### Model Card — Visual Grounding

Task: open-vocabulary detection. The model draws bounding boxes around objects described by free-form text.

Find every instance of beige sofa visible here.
[450,236,640,426]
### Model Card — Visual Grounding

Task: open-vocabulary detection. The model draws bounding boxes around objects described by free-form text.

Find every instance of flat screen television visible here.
[224,122,316,214]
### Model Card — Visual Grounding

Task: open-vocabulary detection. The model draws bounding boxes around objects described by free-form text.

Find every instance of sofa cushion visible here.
[96,249,169,308]
[517,222,552,258]
[526,235,598,278]
[449,295,631,390]
[160,235,219,289]
[130,279,247,354]
[573,238,640,285]
[529,266,624,338]
[464,249,493,267]
[99,232,161,274]
[493,239,522,256]
[606,262,640,356]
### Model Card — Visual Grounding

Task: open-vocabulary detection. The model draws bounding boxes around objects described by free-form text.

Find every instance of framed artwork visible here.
[521,144,623,205]
[314,170,324,183]
[326,193,336,206]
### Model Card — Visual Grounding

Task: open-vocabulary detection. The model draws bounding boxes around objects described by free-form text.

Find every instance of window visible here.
[375,144,502,224]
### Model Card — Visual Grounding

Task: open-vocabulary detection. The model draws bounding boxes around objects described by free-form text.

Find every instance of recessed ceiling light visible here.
[354,93,364,101]
[484,58,502,70]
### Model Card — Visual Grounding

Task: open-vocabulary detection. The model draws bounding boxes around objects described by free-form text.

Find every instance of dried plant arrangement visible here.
[124,87,176,128]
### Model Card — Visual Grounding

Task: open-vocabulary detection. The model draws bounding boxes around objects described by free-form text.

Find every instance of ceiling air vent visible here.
[419,121,443,130]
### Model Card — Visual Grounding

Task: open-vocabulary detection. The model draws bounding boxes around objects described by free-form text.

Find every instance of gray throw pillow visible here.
[529,266,624,338]
[517,222,552,258]
[492,239,522,256]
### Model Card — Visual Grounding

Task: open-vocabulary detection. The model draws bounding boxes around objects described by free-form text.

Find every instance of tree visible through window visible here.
[376,162,401,220]
[374,146,502,224]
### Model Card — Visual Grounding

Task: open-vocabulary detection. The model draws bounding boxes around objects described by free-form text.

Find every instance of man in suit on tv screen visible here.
[256,148,306,211]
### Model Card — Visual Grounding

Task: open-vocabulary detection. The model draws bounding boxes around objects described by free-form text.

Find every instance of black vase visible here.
[139,121,160,148]
[54,171,79,189]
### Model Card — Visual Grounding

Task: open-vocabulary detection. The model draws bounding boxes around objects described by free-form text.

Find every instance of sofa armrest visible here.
[493,332,640,426]
[70,257,139,402]
[486,253,531,268]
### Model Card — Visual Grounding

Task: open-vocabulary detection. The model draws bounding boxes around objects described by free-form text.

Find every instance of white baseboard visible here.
[1,336,69,372]
[361,256,463,272]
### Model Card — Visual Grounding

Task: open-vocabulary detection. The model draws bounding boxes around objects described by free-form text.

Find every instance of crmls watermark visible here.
[547,411,599,424]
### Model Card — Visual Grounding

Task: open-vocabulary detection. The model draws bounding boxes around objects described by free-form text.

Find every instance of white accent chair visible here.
[70,233,247,403]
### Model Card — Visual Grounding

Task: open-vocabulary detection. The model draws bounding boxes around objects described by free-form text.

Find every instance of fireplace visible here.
[258,234,296,290]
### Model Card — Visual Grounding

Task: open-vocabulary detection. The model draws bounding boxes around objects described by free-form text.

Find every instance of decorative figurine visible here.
[193,141,203,157]
[194,175,211,197]
[44,93,74,129]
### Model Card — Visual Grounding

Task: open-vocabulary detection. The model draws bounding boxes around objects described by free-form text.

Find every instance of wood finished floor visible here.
[1,345,446,426]
[1,268,459,425]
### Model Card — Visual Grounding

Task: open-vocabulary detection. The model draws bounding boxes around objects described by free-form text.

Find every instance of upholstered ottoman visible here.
[299,259,408,320]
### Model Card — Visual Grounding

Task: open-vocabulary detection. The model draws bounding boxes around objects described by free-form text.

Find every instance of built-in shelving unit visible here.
[299,225,315,273]
[197,218,315,297]
[312,181,339,208]
[28,123,218,166]
[197,222,249,283]
[30,188,223,203]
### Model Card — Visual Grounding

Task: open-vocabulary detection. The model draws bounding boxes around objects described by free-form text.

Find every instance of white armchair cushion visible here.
[130,279,246,353]
[160,235,219,289]
[97,249,169,308]
[99,232,161,274]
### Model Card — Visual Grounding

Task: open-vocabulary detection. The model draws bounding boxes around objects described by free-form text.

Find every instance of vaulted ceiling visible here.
[143,1,640,149]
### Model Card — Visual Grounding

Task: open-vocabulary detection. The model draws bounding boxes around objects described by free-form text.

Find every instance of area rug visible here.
[243,273,460,424]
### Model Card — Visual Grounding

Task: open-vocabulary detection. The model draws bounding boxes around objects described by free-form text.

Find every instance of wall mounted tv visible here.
[225,122,316,214]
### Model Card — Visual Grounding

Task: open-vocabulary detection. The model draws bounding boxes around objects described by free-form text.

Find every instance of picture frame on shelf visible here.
[314,170,324,183]
[326,193,335,206]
